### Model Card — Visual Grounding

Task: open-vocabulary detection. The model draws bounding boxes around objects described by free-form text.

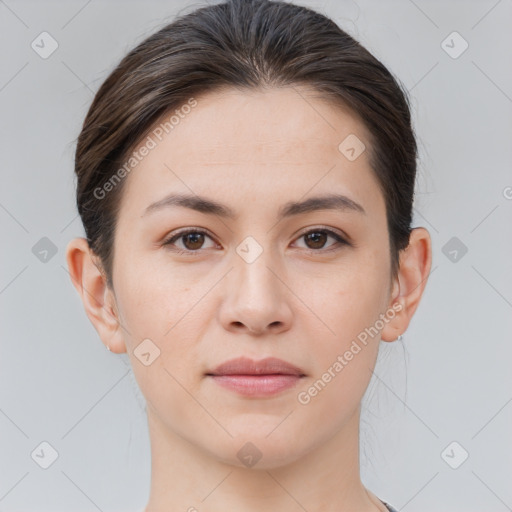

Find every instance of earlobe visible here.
[381,227,432,342]
[65,237,126,354]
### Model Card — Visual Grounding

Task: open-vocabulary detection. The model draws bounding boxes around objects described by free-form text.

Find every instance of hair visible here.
[74,0,417,289]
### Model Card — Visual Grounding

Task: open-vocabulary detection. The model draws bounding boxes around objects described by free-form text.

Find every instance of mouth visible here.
[205,357,306,397]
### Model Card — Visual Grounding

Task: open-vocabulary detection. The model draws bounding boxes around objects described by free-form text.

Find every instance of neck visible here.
[143,405,388,512]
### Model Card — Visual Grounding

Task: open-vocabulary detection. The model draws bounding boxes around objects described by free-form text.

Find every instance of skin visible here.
[66,86,432,512]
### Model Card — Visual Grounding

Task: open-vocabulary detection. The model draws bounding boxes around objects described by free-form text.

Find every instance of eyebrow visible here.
[142,192,366,219]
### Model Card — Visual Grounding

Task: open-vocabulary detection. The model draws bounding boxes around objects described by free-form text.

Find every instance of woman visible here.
[66,0,432,510]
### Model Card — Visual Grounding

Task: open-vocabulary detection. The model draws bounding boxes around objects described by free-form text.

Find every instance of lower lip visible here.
[209,374,302,397]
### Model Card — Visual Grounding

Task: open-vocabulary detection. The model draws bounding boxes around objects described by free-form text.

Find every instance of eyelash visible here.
[162,226,350,256]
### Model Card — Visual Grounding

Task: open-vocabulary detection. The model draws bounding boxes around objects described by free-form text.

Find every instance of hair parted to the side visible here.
[74,0,417,289]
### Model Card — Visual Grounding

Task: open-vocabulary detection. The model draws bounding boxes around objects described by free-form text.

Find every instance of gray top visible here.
[138,499,398,511]
[140,498,398,512]
[381,500,398,512]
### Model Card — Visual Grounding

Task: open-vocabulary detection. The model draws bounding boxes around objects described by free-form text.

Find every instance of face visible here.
[110,86,397,468]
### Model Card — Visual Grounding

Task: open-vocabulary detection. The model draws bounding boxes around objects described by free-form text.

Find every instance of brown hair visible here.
[74,0,417,288]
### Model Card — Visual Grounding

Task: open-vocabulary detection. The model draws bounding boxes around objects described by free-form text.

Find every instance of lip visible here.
[206,357,306,397]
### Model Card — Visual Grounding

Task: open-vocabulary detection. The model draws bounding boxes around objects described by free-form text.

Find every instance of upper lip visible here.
[207,357,306,376]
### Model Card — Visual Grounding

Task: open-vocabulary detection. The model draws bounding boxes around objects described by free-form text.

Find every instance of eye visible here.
[162,228,217,255]
[162,226,350,256]
[293,227,349,253]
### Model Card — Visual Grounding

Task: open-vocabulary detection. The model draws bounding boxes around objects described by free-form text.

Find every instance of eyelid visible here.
[291,226,351,253]
[162,227,218,248]
[162,225,352,253]
[294,224,350,243]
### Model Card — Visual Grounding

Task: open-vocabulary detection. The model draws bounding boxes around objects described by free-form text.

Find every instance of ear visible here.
[381,227,432,342]
[65,237,126,353]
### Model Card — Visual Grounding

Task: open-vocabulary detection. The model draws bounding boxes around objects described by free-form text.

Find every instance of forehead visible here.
[119,86,383,218]
[165,86,368,160]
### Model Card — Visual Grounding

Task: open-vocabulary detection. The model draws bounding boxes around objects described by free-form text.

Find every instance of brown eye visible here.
[294,228,349,253]
[304,231,329,250]
[181,232,205,250]
[163,229,216,254]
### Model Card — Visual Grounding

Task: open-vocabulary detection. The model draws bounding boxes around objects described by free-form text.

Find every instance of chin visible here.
[204,427,309,470]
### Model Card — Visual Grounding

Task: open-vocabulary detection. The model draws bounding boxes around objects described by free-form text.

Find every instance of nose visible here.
[218,248,293,336]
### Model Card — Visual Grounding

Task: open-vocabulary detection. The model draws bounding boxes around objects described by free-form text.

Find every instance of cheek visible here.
[113,249,202,335]
[301,247,390,397]
[113,255,217,395]
[320,253,390,338]
[296,268,388,420]
[115,261,208,413]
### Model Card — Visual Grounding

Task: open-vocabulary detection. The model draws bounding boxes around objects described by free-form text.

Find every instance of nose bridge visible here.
[218,234,292,334]
[233,234,282,302]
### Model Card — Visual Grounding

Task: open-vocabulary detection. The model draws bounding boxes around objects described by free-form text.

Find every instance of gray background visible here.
[1,0,511,511]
